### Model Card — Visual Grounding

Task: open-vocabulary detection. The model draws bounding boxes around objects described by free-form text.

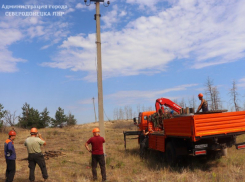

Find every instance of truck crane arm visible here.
[155,98,182,114]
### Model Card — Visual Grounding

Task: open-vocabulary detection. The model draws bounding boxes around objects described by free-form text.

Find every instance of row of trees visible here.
[113,77,245,120]
[0,103,77,130]
[113,105,155,120]
[204,77,244,112]
[174,77,245,112]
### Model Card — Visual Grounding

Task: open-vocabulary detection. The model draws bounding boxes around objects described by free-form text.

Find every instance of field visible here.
[1,120,245,182]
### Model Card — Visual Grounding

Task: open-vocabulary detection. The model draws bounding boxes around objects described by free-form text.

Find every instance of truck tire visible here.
[165,142,177,165]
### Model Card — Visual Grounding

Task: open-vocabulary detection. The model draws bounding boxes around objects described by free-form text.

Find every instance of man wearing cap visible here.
[4,130,16,182]
[24,128,48,182]
[196,93,209,113]
[85,128,106,181]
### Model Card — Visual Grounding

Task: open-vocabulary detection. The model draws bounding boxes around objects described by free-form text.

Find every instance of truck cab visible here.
[136,111,156,131]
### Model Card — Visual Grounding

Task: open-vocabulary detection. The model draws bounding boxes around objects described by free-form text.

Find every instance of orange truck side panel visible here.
[149,135,166,152]
[164,116,194,137]
[156,135,165,152]
[194,111,245,137]
[149,135,156,149]
[163,111,245,142]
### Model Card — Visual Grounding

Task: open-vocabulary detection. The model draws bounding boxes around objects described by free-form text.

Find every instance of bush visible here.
[0,103,6,131]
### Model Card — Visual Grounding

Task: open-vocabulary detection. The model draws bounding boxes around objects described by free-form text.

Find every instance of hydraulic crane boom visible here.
[155,98,182,113]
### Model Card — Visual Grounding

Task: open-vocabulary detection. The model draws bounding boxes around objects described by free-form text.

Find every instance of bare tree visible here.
[137,104,141,113]
[205,77,221,110]
[133,111,137,118]
[141,105,145,112]
[4,110,18,126]
[173,99,179,106]
[119,108,124,120]
[229,80,240,111]
[179,98,186,108]
[205,77,214,110]
[113,108,119,121]
[128,106,133,119]
[188,95,197,111]
[147,106,153,111]
[124,106,129,120]
[212,86,220,110]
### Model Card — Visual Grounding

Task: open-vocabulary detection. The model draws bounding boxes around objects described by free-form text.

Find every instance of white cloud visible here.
[101,5,119,29]
[28,26,45,38]
[42,0,245,81]
[238,78,245,88]
[126,0,162,10]
[65,8,75,14]
[119,11,127,17]
[76,3,95,11]
[0,28,23,48]
[0,49,27,72]
[79,84,197,105]
[39,22,70,49]
[0,12,71,71]
[79,98,97,105]
[101,5,128,29]
[0,28,27,72]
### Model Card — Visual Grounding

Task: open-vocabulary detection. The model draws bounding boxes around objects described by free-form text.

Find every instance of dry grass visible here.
[1,120,245,182]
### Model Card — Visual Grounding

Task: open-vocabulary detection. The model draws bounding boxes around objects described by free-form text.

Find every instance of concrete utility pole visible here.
[92,97,97,122]
[84,0,110,155]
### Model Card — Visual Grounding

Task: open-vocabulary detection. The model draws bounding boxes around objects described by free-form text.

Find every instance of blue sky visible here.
[0,0,245,124]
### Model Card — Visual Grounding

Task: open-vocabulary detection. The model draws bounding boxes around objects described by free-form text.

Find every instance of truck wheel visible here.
[221,148,228,157]
[166,142,177,165]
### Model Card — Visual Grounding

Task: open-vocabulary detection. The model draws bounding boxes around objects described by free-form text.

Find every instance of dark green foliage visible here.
[18,103,51,129]
[17,104,77,128]
[0,103,6,130]
[66,112,77,126]
[51,107,67,127]
[0,103,6,120]
[39,107,51,128]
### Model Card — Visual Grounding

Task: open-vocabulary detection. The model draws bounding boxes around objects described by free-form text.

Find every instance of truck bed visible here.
[164,111,245,141]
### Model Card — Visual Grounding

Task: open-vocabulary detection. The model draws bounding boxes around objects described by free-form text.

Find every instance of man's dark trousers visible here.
[28,153,48,181]
[5,160,15,182]
[92,154,106,181]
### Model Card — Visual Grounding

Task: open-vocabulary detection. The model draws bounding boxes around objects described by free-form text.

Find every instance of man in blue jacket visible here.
[4,130,17,182]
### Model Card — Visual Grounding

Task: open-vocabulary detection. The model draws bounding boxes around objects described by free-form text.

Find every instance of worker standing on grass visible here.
[196,93,209,113]
[85,128,106,182]
[24,128,48,182]
[4,130,17,182]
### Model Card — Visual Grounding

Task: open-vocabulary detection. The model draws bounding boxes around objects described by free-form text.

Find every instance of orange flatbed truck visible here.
[124,99,245,164]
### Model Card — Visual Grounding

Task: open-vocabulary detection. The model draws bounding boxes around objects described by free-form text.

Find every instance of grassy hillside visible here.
[1,120,245,182]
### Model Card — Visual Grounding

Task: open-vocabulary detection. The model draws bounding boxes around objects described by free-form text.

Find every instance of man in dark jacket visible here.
[85,128,106,181]
[4,130,17,182]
